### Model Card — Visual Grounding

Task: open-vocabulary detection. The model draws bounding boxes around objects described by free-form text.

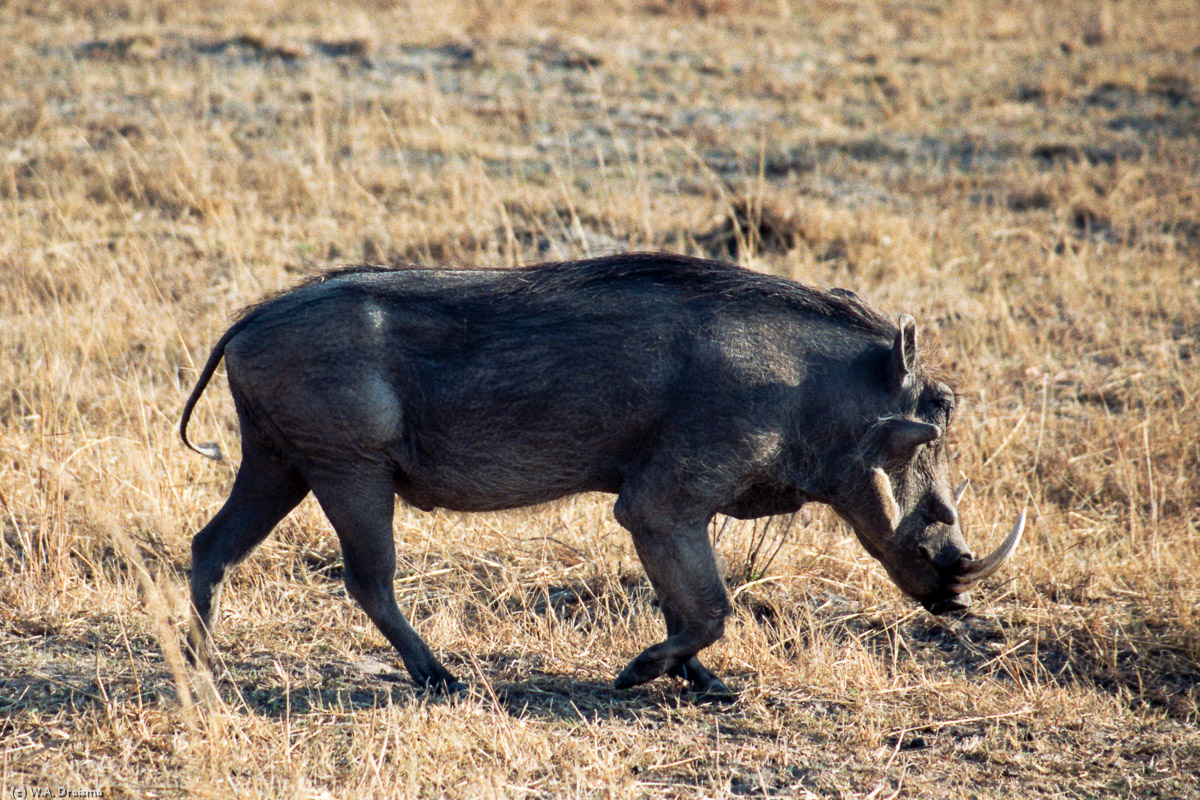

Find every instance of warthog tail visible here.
[179,313,258,461]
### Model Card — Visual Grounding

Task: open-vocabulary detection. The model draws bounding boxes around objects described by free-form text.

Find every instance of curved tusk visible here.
[950,509,1025,590]
[953,479,969,505]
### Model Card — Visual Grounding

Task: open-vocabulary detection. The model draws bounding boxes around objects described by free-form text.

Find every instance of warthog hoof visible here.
[417,674,468,696]
[692,682,736,704]
[616,654,734,701]
[669,658,734,700]
[182,631,212,672]
[614,653,664,690]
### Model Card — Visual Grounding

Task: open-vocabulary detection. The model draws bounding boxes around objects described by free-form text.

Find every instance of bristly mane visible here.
[241,253,895,336]
[511,252,894,336]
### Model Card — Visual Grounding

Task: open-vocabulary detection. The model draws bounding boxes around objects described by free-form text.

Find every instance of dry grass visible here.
[2,0,1199,796]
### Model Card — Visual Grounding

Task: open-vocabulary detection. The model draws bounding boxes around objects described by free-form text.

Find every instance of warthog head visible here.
[833,315,1024,615]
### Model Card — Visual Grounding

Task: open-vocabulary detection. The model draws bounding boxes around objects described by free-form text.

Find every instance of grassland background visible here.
[1,0,1198,797]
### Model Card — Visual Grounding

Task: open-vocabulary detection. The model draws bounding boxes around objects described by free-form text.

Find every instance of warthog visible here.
[181,253,1022,695]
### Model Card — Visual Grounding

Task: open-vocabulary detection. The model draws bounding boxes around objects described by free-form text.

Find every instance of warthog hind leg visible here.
[308,464,465,695]
[188,438,309,669]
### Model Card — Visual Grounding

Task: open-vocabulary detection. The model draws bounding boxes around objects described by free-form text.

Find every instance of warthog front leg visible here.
[188,439,309,669]
[307,464,465,695]
[612,488,732,695]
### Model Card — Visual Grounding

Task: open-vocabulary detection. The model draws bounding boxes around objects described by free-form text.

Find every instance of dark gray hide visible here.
[181,253,1018,695]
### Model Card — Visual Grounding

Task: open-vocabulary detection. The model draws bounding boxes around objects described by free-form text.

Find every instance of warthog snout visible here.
[923,592,973,616]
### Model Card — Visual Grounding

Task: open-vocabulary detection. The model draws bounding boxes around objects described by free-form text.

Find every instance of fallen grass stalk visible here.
[885,706,1035,737]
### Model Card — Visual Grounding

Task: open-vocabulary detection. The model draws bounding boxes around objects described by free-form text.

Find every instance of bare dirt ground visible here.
[1,1,1198,797]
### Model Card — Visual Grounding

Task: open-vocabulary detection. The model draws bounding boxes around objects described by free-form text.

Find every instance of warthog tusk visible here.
[950,509,1025,591]
[953,479,969,505]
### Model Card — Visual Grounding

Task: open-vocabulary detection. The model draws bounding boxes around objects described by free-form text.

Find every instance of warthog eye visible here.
[921,386,955,425]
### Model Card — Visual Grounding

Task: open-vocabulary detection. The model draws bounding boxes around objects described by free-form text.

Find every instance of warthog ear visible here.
[888,314,918,392]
